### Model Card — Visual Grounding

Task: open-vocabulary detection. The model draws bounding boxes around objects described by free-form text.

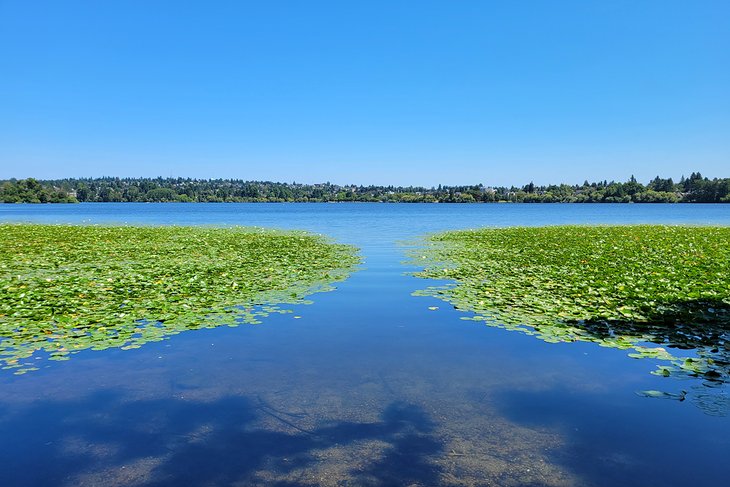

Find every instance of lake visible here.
[1,203,729,486]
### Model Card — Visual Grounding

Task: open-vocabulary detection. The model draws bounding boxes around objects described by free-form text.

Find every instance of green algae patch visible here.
[1,224,359,373]
[413,225,730,412]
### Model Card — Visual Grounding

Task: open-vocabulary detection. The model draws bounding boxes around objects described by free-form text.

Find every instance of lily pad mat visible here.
[0,224,359,373]
[413,225,730,413]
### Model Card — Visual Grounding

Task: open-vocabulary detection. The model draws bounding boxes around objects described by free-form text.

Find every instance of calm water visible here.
[1,203,729,486]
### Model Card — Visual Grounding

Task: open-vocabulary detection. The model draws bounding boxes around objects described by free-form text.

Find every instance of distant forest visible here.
[1,173,729,203]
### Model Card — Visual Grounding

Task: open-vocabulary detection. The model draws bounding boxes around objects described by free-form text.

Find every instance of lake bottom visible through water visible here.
[1,203,729,486]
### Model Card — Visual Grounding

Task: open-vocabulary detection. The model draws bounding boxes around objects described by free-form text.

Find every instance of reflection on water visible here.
[1,390,442,486]
[0,335,579,487]
[493,385,730,487]
[1,203,730,486]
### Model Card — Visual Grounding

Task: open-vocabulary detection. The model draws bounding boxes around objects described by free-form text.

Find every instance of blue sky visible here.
[1,0,728,186]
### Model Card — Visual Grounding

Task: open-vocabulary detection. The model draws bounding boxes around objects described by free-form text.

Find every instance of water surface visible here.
[1,203,729,486]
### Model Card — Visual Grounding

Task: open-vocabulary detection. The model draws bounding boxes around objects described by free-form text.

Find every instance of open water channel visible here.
[1,203,729,486]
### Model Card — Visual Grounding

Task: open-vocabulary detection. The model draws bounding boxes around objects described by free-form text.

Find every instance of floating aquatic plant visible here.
[0,224,359,373]
[413,225,730,413]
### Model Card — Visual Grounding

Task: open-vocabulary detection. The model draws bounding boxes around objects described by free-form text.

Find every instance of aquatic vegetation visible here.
[0,224,359,373]
[413,225,730,412]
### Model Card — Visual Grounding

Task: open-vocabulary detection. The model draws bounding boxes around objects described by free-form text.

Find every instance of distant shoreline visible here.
[3,200,727,204]
[2,174,728,204]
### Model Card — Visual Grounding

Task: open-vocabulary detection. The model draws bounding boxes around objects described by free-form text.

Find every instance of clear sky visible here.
[1,0,728,186]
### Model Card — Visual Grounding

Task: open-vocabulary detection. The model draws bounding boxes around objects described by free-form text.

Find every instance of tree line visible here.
[1,173,729,203]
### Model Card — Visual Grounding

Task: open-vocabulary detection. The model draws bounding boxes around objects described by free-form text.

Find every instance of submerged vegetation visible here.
[0,224,359,373]
[414,226,730,413]
[2,172,729,203]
